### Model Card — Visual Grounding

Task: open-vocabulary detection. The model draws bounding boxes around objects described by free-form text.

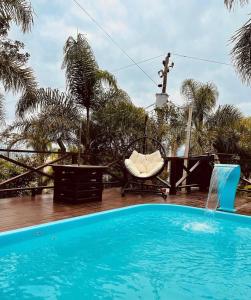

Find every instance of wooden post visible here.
[183,103,193,191]
[143,115,148,154]
[71,153,78,164]
[78,120,82,166]
[157,52,174,95]
[169,157,177,195]
[162,53,171,94]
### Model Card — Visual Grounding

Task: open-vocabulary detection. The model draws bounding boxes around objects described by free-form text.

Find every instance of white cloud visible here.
[3,0,251,123]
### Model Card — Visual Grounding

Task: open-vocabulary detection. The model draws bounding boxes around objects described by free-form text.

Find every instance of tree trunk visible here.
[86,106,90,149]
[171,142,178,157]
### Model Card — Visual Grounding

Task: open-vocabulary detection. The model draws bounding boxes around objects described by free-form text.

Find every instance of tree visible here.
[91,91,146,159]
[16,88,82,147]
[0,0,36,121]
[153,104,186,156]
[206,104,243,153]
[16,34,118,153]
[238,116,251,155]
[0,0,33,33]
[181,79,218,153]
[179,79,247,156]
[181,79,218,128]
[224,0,251,83]
[62,33,117,148]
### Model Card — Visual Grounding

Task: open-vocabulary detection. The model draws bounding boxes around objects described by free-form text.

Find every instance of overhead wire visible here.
[172,53,232,66]
[72,0,232,111]
[112,53,232,74]
[112,54,164,72]
[72,0,158,86]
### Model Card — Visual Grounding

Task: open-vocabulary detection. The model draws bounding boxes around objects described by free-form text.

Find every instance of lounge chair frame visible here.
[121,136,168,199]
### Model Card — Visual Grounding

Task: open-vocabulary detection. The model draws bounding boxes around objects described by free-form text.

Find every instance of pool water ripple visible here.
[0,206,251,299]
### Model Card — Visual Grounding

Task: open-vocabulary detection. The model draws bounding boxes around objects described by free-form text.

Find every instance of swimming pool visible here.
[0,204,250,299]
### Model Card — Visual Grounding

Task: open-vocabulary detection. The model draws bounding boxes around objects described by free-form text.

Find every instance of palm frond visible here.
[0,91,5,124]
[0,0,33,33]
[0,56,36,94]
[231,18,251,84]
[95,70,117,89]
[224,0,248,10]
[207,104,242,129]
[181,79,218,128]
[62,34,98,108]
[181,79,198,103]
[13,87,82,146]
[16,88,75,117]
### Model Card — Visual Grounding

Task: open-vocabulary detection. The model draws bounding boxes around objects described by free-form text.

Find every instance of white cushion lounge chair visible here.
[121,136,168,199]
[125,150,164,178]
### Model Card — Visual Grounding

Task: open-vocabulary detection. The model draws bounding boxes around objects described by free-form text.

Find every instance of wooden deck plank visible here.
[0,188,250,232]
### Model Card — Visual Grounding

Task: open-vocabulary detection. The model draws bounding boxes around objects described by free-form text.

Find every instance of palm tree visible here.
[206,104,243,153]
[0,0,33,33]
[62,33,117,148]
[153,104,186,156]
[0,54,37,97]
[181,79,218,129]
[16,86,134,159]
[16,88,83,147]
[181,79,218,152]
[224,0,251,84]
[0,0,36,121]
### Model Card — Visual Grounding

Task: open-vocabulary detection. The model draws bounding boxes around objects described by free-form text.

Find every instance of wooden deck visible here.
[0,188,250,232]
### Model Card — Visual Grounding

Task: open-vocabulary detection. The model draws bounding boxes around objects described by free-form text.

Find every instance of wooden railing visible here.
[0,149,77,196]
[0,148,249,198]
[163,154,214,195]
[0,148,122,197]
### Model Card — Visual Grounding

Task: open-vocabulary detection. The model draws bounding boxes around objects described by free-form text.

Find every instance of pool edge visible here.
[1,203,251,239]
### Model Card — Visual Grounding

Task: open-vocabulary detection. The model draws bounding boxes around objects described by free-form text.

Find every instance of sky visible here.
[5,0,251,122]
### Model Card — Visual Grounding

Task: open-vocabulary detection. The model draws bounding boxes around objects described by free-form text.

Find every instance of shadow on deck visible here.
[0,188,250,232]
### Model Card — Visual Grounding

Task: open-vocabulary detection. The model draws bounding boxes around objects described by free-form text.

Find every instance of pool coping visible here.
[1,203,251,241]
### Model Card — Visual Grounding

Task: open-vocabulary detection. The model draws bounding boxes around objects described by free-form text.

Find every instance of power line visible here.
[144,103,155,110]
[72,0,158,86]
[172,53,232,66]
[112,54,164,72]
[112,52,232,74]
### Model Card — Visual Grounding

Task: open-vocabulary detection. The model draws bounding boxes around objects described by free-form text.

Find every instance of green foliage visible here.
[0,0,33,34]
[17,34,119,150]
[180,79,246,156]
[224,0,251,84]
[16,88,82,146]
[91,89,146,158]
[231,18,251,84]
[0,154,38,197]
[207,105,243,154]
[62,33,117,147]
[153,104,186,156]
[239,116,251,155]
[0,0,36,122]
[181,79,218,129]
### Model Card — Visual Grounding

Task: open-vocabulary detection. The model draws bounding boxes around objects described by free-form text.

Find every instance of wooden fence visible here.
[0,149,249,198]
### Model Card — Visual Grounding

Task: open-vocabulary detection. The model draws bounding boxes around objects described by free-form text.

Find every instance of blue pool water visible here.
[0,204,251,300]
